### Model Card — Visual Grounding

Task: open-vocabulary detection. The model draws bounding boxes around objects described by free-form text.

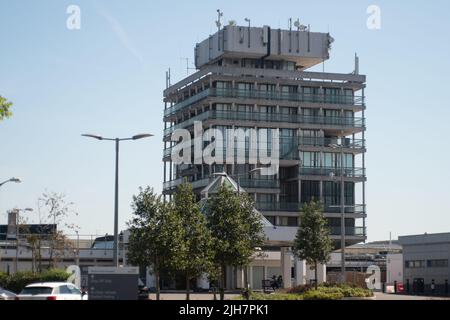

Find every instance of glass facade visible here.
[163,49,367,245]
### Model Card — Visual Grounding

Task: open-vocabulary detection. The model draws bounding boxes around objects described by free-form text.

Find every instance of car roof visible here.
[25,282,74,288]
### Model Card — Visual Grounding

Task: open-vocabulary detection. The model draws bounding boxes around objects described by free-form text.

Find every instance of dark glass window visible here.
[301,181,320,203]
[427,259,449,268]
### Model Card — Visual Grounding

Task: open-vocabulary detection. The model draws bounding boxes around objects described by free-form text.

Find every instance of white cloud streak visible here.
[98,9,144,63]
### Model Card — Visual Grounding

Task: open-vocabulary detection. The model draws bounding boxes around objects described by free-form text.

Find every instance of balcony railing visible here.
[239,179,280,189]
[164,88,364,117]
[164,89,210,117]
[300,167,366,178]
[163,137,363,160]
[164,110,365,137]
[299,137,365,149]
[256,202,365,214]
[329,226,366,237]
[163,177,280,191]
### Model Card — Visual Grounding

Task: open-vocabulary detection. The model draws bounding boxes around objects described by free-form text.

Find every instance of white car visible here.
[0,287,16,300]
[16,282,87,300]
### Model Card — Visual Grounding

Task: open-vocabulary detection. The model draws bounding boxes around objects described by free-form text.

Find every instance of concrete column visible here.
[280,247,292,289]
[295,259,306,286]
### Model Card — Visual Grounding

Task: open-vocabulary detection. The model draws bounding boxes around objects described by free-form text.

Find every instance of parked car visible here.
[0,287,16,300]
[16,282,87,300]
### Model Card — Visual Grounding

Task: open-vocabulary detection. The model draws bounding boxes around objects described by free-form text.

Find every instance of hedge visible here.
[0,269,70,294]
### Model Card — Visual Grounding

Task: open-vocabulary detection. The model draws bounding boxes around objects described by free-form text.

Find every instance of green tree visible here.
[173,182,213,300]
[127,187,185,300]
[0,95,13,120]
[205,185,265,300]
[292,200,333,289]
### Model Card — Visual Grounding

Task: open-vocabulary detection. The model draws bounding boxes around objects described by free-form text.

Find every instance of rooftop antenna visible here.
[294,19,301,52]
[389,231,392,253]
[216,9,223,50]
[307,24,311,52]
[165,68,171,89]
[294,18,300,31]
[180,57,195,76]
[244,18,251,48]
[288,18,292,52]
[354,53,360,75]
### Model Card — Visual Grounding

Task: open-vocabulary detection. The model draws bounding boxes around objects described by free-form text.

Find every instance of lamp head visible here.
[132,134,154,140]
[82,134,103,140]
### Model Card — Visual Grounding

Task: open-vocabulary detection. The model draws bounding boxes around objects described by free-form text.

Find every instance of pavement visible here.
[374,292,450,300]
[147,292,450,301]
[148,293,240,300]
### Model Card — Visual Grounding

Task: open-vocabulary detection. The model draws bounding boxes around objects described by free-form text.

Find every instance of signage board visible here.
[87,267,139,300]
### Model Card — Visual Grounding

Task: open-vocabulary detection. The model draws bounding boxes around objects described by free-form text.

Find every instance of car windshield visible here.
[20,287,53,295]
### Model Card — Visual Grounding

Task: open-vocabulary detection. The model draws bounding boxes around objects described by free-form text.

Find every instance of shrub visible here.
[39,269,71,283]
[2,269,70,294]
[247,292,303,300]
[302,289,344,300]
[318,283,373,298]
[0,272,8,288]
[287,284,312,294]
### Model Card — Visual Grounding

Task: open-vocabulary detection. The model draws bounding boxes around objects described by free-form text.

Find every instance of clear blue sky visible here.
[1,0,450,241]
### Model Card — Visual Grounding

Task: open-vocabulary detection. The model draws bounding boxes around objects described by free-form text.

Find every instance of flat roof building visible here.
[399,233,450,295]
[163,22,367,250]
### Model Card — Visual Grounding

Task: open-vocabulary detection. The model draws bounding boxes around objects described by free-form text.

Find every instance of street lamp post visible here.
[12,208,33,273]
[0,177,22,187]
[82,133,153,267]
[329,137,346,283]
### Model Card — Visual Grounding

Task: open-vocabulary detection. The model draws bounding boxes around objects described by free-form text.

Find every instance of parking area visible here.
[375,292,450,300]
[147,293,240,300]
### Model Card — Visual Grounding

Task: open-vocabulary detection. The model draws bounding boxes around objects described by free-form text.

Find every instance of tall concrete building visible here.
[163,24,367,248]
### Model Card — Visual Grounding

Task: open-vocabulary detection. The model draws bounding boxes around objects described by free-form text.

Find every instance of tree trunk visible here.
[314,262,318,290]
[186,272,190,300]
[220,264,226,300]
[155,269,160,301]
[155,256,161,300]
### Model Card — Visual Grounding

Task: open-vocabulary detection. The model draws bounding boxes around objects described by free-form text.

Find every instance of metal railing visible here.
[255,202,366,214]
[329,226,366,237]
[164,87,364,117]
[163,137,364,160]
[163,177,280,191]
[164,110,365,137]
[299,137,365,149]
[300,166,366,178]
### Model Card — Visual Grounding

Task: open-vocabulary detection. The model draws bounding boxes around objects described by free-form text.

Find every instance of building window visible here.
[279,217,298,227]
[427,259,449,268]
[301,151,320,167]
[301,180,320,203]
[405,260,426,268]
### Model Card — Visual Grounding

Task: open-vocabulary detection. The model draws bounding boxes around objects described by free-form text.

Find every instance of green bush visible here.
[1,269,70,294]
[302,289,344,300]
[0,272,8,288]
[286,284,312,294]
[318,283,373,298]
[246,292,303,300]
[39,269,71,283]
